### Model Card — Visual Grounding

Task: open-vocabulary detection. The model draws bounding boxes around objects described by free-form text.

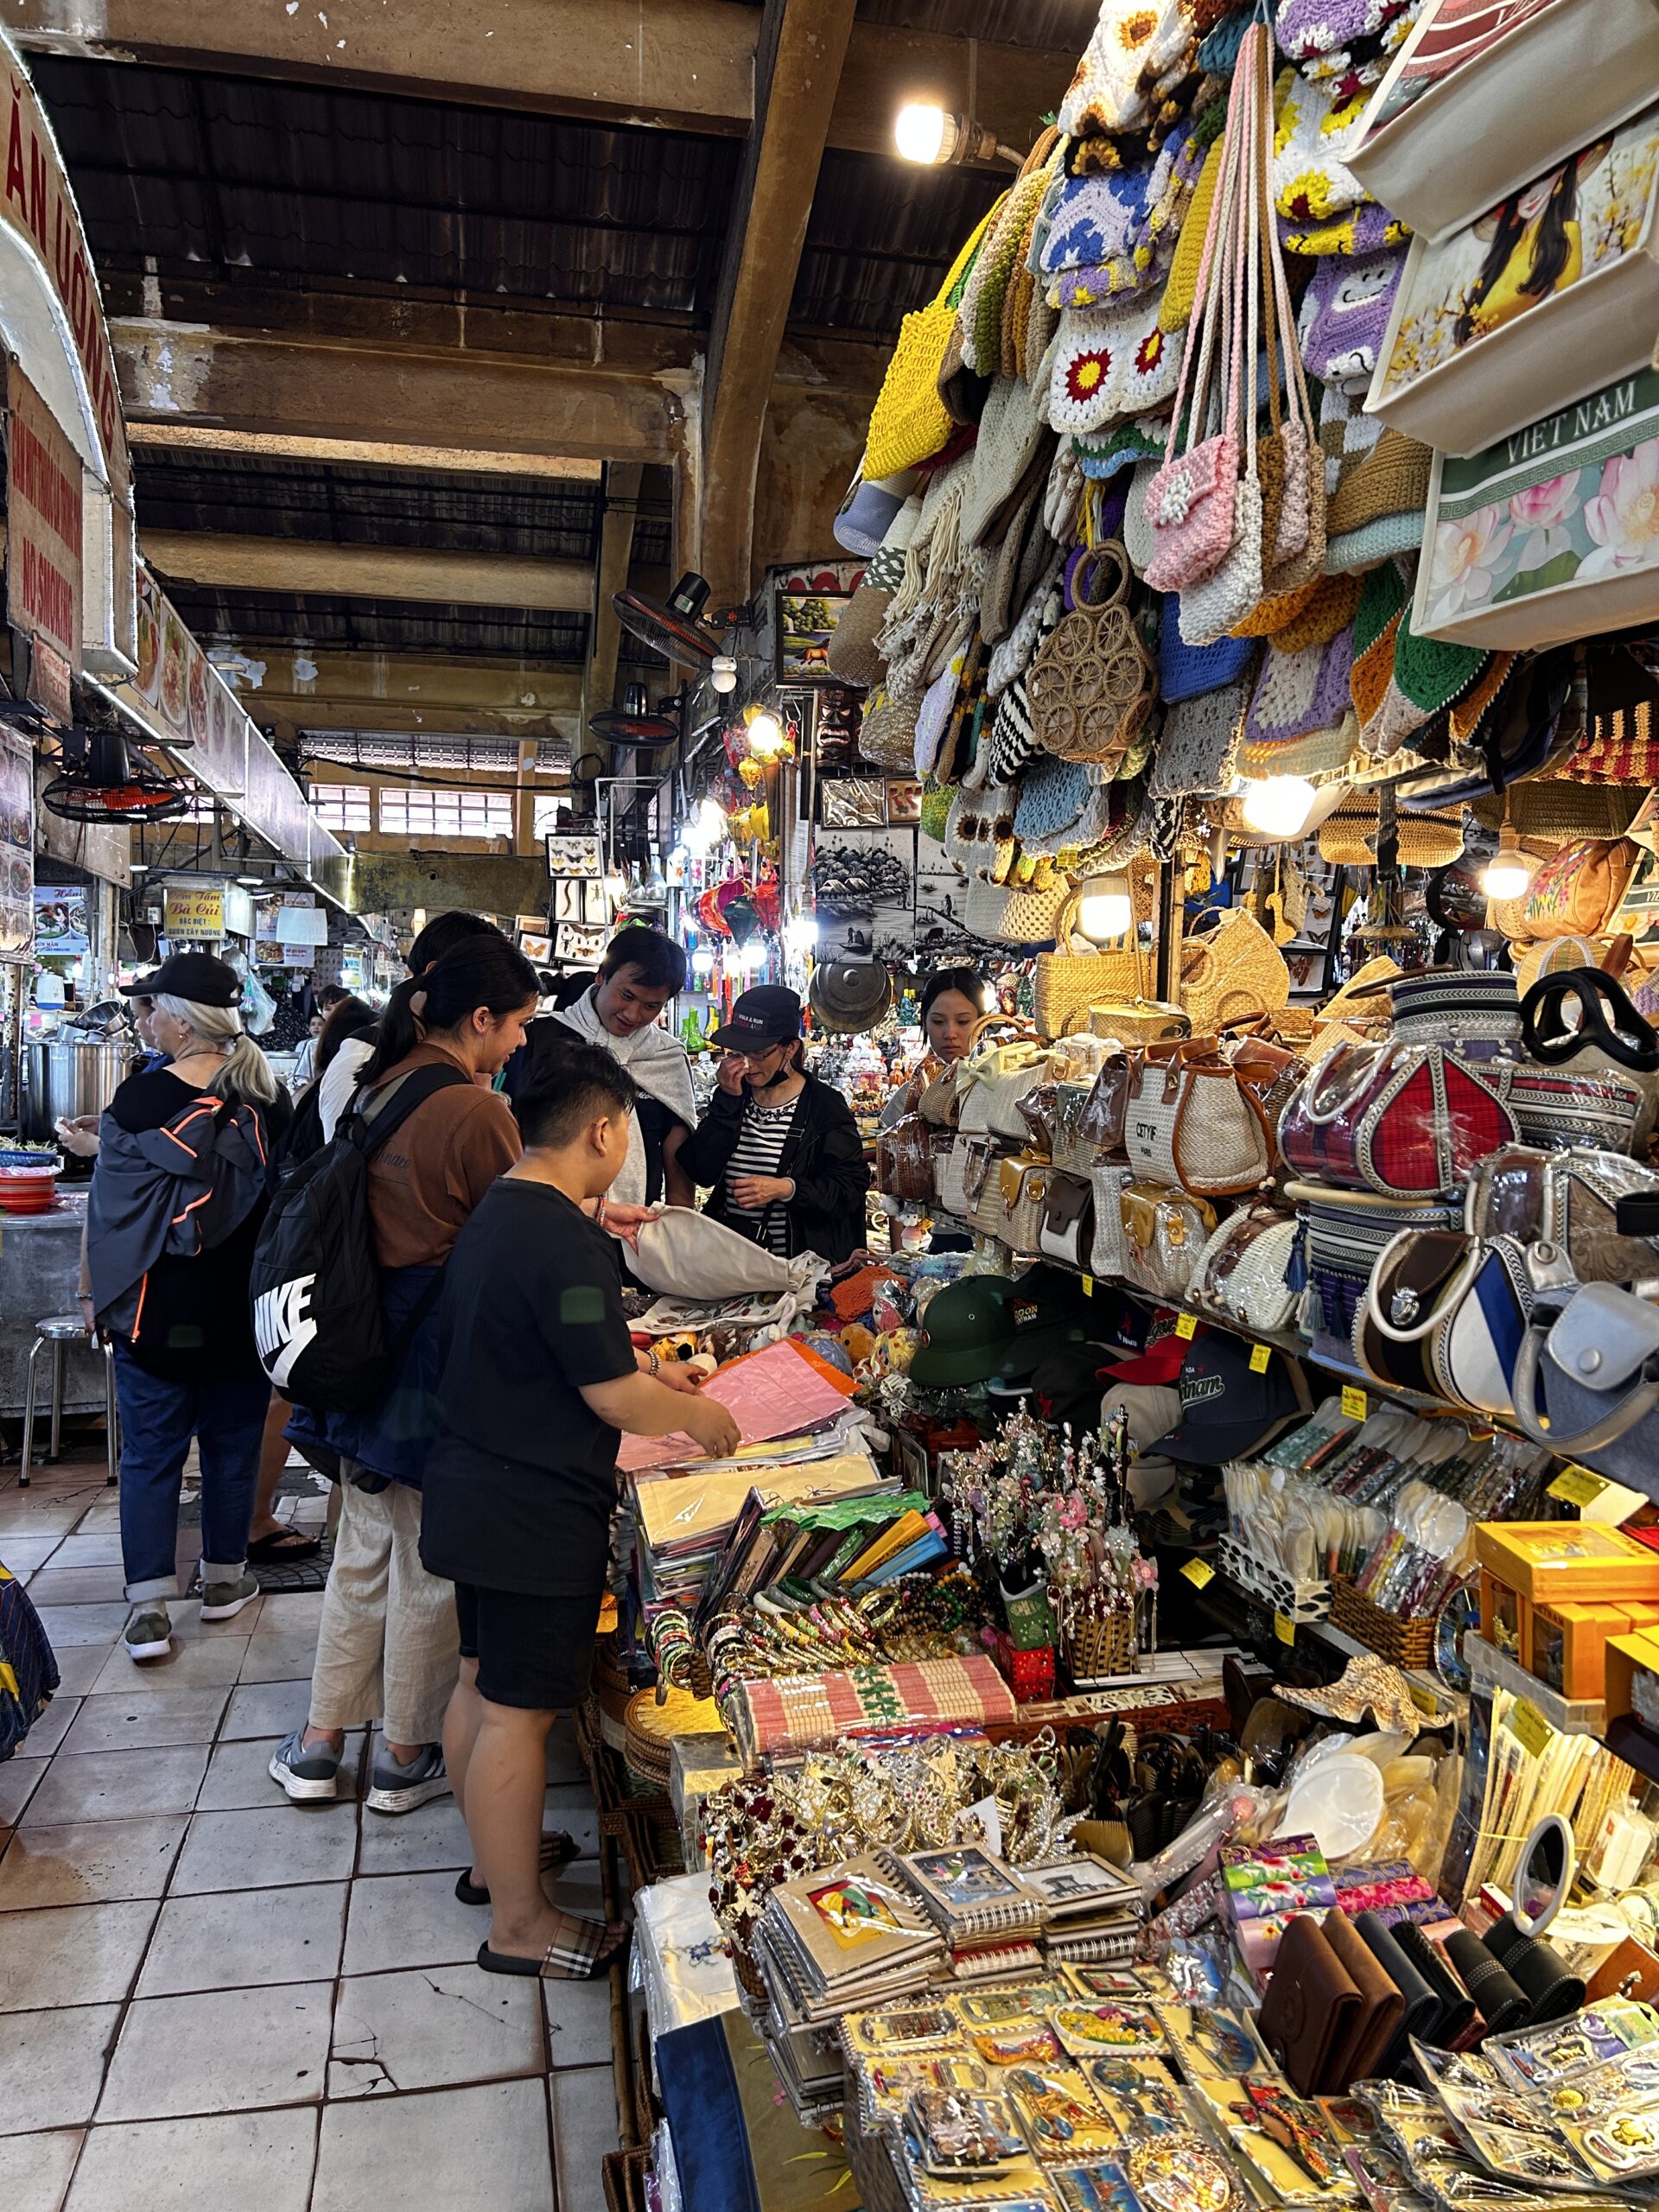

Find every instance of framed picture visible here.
[887,779,923,825]
[545,831,601,877]
[518,930,552,964]
[777,588,855,682]
[556,921,607,963]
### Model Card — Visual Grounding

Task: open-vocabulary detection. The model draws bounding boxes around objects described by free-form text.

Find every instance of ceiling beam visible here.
[8,0,1074,159]
[126,425,604,481]
[701,0,858,608]
[114,321,683,469]
[257,699,582,741]
[143,531,596,613]
[222,649,585,718]
[586,461,645,766]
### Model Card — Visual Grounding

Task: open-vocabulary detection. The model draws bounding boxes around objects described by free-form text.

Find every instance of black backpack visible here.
[249,1063,469,1411]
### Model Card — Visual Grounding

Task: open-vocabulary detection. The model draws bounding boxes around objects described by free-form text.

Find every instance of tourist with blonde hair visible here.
[80,951,291,1662]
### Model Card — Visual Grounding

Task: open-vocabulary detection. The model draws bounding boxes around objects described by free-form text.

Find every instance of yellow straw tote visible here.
[866,210,1001,482]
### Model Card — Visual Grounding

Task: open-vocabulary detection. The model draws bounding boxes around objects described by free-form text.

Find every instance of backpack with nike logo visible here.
[249,1062,470,1409]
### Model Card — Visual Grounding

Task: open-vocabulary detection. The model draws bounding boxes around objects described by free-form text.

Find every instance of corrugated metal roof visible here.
[856,0,1097,47]
[31,56,739,315]
[167,588,590,662]
[791,152,1004,332]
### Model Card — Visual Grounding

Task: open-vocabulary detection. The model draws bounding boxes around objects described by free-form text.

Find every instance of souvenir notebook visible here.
[879,1846,1049,1944]
[766,1853,944,2007]
[1018,1855,1145,1923]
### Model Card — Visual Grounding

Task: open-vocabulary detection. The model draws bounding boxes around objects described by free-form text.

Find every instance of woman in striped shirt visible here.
[676,986,870,1266]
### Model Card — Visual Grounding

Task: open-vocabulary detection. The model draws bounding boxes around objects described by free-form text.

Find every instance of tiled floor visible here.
[0,1454,623,2212]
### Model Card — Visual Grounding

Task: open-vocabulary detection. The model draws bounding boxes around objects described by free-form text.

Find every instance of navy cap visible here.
[709,985,804,1051]
[1160,1335,1313,1466]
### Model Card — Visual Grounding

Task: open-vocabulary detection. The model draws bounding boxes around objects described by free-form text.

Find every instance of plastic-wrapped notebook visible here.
[1018,1856,1144,1924]
[876,1845,1048,1943]
[766,1853,942,1995]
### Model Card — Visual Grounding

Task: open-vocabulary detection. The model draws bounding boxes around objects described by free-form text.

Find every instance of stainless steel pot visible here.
[22,1039,130,1141]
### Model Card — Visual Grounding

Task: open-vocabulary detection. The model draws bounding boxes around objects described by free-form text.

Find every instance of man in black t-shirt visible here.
[422,1040,738,1983]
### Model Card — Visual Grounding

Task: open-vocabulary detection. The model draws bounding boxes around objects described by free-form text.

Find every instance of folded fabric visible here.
[1059,0,1201,142]
[728,1654,1018,1763]
[1272,67,1370,224]
[1050,301,1180,435]
[1281,197,1410,257]
[1299,247,1407,390]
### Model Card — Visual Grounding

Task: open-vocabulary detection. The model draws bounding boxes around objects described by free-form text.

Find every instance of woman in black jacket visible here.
[676,986,869,1265]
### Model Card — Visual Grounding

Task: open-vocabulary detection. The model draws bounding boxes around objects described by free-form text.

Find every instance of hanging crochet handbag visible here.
[1027,541,1158,771]
[859,683,924,772]
[1250,32,1326,597]
[1150,673,1252,798]
[1033,891,1153,1041]
[866,209,999,481]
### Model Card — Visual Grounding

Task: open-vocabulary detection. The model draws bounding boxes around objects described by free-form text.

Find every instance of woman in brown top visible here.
[273,937,542,1815]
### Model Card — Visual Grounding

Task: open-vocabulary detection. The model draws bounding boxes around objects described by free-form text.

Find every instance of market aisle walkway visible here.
[0,1451,621,2212]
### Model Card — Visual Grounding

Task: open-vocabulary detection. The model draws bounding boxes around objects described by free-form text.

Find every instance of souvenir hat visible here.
[709,984,804,1050]
[1075,416,1172,484]
[995,1264,1098,1383]
[910,1275,1017,1388]
[1162,1335,1313,1465]
[835,466,919,559]
[1049,300,1179,437]
[123,950,240,1007]
[1281,196,1408,257]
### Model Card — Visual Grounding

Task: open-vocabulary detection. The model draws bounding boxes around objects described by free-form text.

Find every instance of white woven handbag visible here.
[1189,1210,1300,1333]
[1090,1163,1137,1280]
[995,1157,1052,1255]
[957,1042,1051,1135]
[1123,1054,1274,1198]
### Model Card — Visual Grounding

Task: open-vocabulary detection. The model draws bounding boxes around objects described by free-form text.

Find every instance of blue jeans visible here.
[113,1344,272,1602]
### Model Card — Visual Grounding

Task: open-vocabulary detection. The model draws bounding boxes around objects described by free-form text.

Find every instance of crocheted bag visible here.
[1150,672,1253,798]
[990,584,1065,781]
[866,209,998,480]
[1241,624,1357,764]
[1028,542,1158,771]
[1059,2,1202,144]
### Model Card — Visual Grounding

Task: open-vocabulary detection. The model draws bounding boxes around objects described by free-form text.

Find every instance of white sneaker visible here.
[200,1569,261,1622]
[123,1605,172,1661]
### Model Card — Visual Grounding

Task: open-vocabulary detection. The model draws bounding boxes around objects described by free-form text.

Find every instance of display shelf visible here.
[1465,1632,1605,1738]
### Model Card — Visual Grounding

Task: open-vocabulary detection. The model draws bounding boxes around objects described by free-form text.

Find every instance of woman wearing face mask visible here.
[675,986,869,1265]
[879,967,993,1128]
[272,937,543,1818]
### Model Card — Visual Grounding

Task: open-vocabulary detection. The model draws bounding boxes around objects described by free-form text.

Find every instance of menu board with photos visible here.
[0,730,35,957]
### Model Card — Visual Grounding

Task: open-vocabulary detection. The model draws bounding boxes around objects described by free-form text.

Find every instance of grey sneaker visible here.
[367,1742,449,1815]
[200,1569,261,1622]
[269,1726,342,1803]
[123,1605,172,1661]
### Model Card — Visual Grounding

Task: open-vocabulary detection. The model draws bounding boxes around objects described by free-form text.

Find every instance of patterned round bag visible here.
[1027,541,1157,770]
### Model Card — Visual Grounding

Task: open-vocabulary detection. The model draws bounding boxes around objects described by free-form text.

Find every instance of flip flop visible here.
[454,1830,580,1905]
[246,1529,323,1564]
[476,1919,630,1981]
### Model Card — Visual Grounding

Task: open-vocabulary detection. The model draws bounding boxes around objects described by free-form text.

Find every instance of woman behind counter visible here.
[879,966,994,1128]
[675,985,868,1266]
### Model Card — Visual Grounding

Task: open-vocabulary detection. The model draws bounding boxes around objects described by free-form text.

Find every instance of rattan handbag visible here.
[1122,1049,1275,1198]
[1179,907,1290,1032]
[1027,541,1157,771]
[1033,890,1152,1039]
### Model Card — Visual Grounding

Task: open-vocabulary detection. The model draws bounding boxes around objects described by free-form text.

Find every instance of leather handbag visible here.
[1469,1144,1659,1289]
[1358,1230,1543,1417]
[1180,907,1290,1033]
[1516,968,1659,1155]
[1090,1163,1137,1280]
[1278,1041,1518,1198]
[1257,1914,1363,2099]
[1123,1049,1274,1198]
[1511,1284,1659,1496]
[1039,1172,1095,1270]
[865,210,998,480]
[875,1115,938,1205]
[1027,541,1157,771]
[1120,1181,1218,1301]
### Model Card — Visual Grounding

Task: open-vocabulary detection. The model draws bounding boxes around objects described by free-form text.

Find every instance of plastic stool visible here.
[20,1315,119,1488]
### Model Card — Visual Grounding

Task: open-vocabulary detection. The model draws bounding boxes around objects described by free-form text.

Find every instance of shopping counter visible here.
[0,1187,109,1418]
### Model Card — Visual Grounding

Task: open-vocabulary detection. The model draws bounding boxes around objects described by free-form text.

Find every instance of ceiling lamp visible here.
[681,796,727,855]
[893,102,1017,168]
[747,709,785,760]
[1240,776,1319,840]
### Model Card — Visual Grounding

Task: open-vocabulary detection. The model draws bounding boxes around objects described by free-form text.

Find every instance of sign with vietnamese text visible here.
[7,363,81,671]
[164,883,226,938]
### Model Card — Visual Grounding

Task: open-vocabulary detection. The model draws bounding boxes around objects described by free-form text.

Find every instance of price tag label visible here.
[1512,1698,1554,1759]
[1549,1465,1608,1510]
[1182,1559,1216,1590]
[1249,1343,1271,1373]
[1081,1274,1094,1298]
[1341,1384,1368,1421]
[1408,1682,1440,1719]
[1274,1611,1296,1647]
[1175,1313,1198,1341]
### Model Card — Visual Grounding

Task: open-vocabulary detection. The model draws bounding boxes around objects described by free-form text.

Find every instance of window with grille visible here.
[308,784,372,833]
[377,787,514,840]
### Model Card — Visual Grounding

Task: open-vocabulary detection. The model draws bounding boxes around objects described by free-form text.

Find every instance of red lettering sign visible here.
[8,363,82,670]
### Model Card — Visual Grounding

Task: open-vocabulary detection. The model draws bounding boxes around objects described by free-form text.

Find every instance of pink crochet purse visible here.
[1141,50,1251,594]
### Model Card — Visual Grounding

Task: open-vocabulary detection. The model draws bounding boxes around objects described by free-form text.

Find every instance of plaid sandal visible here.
[454,1830,580,1906]
[476,1916,630,1981]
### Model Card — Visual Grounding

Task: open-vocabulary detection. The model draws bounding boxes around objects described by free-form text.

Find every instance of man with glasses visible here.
[675,986,869,1265]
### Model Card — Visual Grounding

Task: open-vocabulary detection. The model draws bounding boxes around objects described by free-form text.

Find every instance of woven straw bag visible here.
[1090,1163,1137,1278]
[1027,542,1156,770]
[866,210,999,481]
[966,871,1070,945]
[1179,908,1289,1033]
[1309,957,1400,1044]
[1033,890,1153,1040]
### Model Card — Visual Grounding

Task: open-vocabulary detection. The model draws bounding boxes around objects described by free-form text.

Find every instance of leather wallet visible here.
[1444,1929,1529,2036]
[1392,1921,1476,2045]
[1356,1910,1440,2069]
[1320,1908,1405,2089]
[1487,1911,1586,2026]
[1258,1913,1363,2095]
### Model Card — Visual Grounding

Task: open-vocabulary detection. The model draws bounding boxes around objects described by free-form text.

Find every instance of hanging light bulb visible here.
[747,709,785,760]
[690,945,716,977]
[681,796,727,854]
[894,102,950,164]
[783,913,818,953]
[1077,874,1134,944]
[1240,776,1319,839]
[739,938,770,973]
[1480,816,1535,902]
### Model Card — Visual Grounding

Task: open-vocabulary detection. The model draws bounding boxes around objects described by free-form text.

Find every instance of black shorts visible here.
[454,1581,599,1712]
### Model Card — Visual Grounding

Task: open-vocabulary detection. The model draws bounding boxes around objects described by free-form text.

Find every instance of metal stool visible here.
[20,1314,119,1487]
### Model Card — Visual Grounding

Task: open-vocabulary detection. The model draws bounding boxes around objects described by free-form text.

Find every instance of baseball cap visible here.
[118,950,240,1007]
[910,1275,1017,1388]
[709,985,804,1052]
[1160,1336,1313,1466]
[995,1264,1099,1382]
